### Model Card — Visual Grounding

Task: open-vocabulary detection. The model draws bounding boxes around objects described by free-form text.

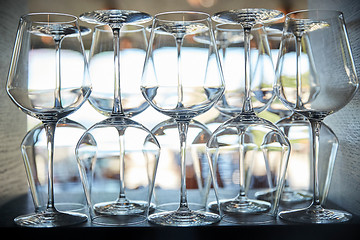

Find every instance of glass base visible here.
[279,205,352,224]
[14,210,87,227]
[94,200,153,215]
[148,209,221,227]
[209,198,271,214]
[156,202,205,212]
[255,188,312,203]
[208,198,272,224]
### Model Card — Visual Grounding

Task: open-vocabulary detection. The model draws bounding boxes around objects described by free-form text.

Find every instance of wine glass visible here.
[215,23,275,117]
[276,10,358,223]
[207,9,290,223]
[141,11,225,226]
[256,26,339,204]
[144,118,214,212]
[6,13,91,227]
[21,118,89,214]
[257,113,339,204]
[87,24,149,117]
[76,10,160,225]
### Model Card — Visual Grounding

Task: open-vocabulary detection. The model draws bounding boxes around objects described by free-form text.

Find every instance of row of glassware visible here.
[7,8,358,227]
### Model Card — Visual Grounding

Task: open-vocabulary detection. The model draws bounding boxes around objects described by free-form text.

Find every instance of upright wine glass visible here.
[7,13,91,227]
[77,10,159,225]
[206,9,290,223]
[141,11,225,226]
[276,10,358,223]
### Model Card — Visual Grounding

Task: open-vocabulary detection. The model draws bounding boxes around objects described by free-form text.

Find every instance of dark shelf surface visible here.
[0,192,359,239]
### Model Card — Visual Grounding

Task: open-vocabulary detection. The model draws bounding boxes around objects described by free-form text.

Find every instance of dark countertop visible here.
[0,192,359,239]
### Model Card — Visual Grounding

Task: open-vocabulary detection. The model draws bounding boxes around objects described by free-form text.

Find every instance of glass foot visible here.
[14,210,87,227]
[208,199,273,224]
[209,198,271,214]
[94,200,153,215]
[148,209,221,227]
[255,188,312,203]
[279,206,352,224]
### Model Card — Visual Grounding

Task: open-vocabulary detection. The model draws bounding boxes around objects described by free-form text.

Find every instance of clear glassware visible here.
[141,11,225,226]
[76,10,160,226]
[215,23,275,117]
[76,117,160,226]
[7,13,91,227]
[256,26,339,204]
[21,118,88,214]
[144,118,214,212]
[276,10,358,224]
[87,24,149,117]
[207,9,290,224]
[256,113,339,204]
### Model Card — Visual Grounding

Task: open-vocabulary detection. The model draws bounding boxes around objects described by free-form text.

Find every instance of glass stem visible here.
[177,120,190,211]
[44,121,58,213]
[242,27,254,114]
[54,39,62,109]
[309,119,322,208]
[176,38,184,108]
[237,128,247,201]
[295,36,302,109]
[116,128,128,204]
[112,27,125,116]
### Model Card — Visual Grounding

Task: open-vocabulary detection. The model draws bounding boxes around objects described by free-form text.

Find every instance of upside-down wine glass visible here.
[77,10,160,224]
[7,13,91,227]
[276,10,358,223]
[207,9,290,223]
[141,11,225,226]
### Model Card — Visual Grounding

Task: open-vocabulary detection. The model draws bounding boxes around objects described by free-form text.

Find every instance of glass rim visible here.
[21,12,78,25]
[154,11,211,23]
[286,9,343,20]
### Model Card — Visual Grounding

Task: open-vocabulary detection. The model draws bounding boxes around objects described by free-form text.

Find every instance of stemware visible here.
[141,11,225,226]
[7,13,91,227]
[215,23,275,117]
[86,24,149,117]
[256,27,339,204]
[207,9,290,223]
[77,10,160,225]
[276,10,358,223]
[21,118,89,213]
[144,118,214,212]
[256,113,339,204]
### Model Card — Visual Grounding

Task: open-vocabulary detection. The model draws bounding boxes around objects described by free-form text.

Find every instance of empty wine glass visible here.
[76,10,159,225]
[7,13,91,227]
[256,26,339,204]
[207,9,290,223]
[141,11,225,226]
[215,23,275,117]
[144,118,214,212]
[276,10,358,223]
[87,24,149,117]
[21,118,89,214]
